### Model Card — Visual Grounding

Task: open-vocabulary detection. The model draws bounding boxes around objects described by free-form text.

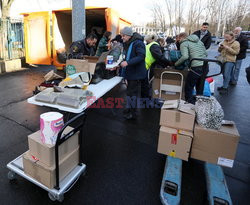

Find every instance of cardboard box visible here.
[157,126,193,161]
[23,147,79,189]
[28,126,79,167]
[152,67,188,100]
[191,123,240,168]
[66,59,89,76]
[160,100,195,131]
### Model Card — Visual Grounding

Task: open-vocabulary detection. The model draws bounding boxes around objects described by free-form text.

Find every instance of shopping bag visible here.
[195,96,224,129]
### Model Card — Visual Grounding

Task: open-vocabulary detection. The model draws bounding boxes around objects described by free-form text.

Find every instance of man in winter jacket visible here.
[231,27,249,85]
[142,34,172,98]
[120,27,147,120]
[175,32,207,104]
[193,22,212,49]
[69,33,98,58]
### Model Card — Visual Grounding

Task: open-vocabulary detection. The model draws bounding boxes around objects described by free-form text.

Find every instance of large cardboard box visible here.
[152,67,188,100]
[160,100,195,131]
[157,126,193,161]
[23,147,79,189]
[191,123,240,168]
[28,126,79,167]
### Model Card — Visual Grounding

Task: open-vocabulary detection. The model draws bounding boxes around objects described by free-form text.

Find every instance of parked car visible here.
[241,31,250,49]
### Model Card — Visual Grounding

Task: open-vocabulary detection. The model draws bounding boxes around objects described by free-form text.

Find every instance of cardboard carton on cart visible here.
[158,126,193,161]
[191,123,240,168]
[23,147,79,189]
[28,126,79,167]
[160,100,196,132]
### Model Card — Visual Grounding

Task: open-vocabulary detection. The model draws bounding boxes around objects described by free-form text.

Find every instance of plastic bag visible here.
[195,96,224,130]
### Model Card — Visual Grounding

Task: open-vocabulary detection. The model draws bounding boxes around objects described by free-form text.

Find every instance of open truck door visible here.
[23,12,52,65]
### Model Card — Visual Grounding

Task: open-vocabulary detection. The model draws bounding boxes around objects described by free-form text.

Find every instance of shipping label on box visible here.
[28,126,79,167]
[160,100,195,131]
[157,126,193,161]
[23,147,79,189]
[191,123,240,167]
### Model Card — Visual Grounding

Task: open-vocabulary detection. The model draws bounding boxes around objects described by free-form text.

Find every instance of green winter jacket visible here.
[96,36,109,57]
[175,35,207,67]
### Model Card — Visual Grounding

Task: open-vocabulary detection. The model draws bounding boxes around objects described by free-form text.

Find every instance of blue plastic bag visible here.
[193,80,211,97]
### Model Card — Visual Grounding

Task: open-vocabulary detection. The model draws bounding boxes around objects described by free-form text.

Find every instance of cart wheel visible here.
[8,171,16,180]
[48,193,56,201]
[57,194,64,202]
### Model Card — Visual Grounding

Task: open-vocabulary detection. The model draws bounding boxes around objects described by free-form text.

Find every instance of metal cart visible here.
[7,112,87,202]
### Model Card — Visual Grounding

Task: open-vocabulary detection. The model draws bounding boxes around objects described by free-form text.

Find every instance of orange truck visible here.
[22,7,131,67]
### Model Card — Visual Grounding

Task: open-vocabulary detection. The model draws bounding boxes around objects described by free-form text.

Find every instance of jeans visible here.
[231,59,243,82]
[223,62,235,88]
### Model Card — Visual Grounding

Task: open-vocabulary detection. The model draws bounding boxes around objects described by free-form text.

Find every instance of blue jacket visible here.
[123,33,147,80]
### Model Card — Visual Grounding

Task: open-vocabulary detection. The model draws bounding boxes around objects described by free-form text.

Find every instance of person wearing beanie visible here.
[119,26,147,120]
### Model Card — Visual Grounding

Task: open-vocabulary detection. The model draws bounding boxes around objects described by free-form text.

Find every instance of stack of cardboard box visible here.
[23,127,79,188]
[157,99,241,168]
[158,100,195,161]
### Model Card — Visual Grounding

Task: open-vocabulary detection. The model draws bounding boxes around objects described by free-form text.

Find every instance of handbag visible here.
[195,96,224,130]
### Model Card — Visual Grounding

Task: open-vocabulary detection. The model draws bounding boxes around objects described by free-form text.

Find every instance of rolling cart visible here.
[7,112,87,202]
[160,58,232,205]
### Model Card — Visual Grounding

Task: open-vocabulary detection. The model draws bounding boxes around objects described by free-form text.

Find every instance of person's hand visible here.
[120,61,128,68]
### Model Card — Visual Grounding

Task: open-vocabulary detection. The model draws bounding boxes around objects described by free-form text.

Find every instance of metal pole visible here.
[72,0,86,42]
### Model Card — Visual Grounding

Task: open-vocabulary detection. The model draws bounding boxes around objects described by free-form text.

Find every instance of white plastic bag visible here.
[195,96,224,130]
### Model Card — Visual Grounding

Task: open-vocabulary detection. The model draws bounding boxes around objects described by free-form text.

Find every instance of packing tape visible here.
[171,134,178,145]
[175,112,180,122]
[169,150,176,157]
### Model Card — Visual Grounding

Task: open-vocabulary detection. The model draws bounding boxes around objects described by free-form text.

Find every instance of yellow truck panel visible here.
[22,7,131,66]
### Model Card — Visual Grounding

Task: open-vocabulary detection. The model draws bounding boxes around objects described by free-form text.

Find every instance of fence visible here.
[0,18,25,60]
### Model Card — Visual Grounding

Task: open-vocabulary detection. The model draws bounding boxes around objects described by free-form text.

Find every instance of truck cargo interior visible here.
[54,9,107,52]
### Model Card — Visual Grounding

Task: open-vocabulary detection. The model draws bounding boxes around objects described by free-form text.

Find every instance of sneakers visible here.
[230,81,237,86]
[217,86,224,91]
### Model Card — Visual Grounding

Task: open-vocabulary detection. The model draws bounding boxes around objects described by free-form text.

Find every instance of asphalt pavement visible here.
[0,44,249,205]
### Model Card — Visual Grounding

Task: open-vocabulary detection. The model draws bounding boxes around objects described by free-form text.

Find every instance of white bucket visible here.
[40,112,64,145]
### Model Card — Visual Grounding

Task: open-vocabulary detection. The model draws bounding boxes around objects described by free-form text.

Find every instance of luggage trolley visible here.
[7,112,87,202]
[160,58,232,205]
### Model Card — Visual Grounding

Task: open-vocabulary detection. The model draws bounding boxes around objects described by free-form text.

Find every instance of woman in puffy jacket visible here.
[217,31,240,94]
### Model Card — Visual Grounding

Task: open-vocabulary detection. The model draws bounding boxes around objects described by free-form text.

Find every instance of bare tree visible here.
[151,2,167,32]
[0,0,15,19]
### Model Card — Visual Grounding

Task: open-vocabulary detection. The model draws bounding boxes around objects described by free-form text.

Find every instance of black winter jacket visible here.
[122,33,147,80]
[150,43,171,68]
[193,30,212,49]
[236,33,248,60]
[69,39,95,58]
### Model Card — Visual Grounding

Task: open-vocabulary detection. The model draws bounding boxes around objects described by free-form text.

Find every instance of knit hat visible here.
[120,27,133,36]
[144,34,158,42]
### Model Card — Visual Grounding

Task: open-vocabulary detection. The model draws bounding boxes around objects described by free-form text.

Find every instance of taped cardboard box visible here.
[28,126,79,167]
[23,146,79,189]
[160,100,195,131]
[191,123,240,168]
[157,126,193,161]
[152,67,188,100]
